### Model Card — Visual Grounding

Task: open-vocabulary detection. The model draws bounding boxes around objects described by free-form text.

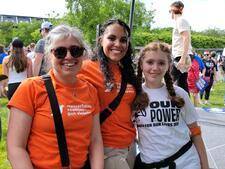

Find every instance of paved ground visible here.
[196,108,225,169]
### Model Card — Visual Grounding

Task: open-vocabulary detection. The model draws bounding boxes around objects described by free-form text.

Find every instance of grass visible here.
[199,81,225,108]
[0,98,10,169]
[0,81,224,169]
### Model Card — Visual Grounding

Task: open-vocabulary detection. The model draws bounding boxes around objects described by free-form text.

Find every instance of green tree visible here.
[0,20,42,47]
[201,28,225,37]
[0,22,15,46]
[12,20,42,46]
[65,0,155,45]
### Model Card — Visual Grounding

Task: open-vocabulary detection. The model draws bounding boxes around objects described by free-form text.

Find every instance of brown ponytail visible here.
[132,59,149,111]
[164,70,185,108]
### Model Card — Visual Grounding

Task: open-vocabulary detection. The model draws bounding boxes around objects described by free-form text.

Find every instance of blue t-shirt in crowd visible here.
[0,52,7,64]
[194,55,205,71]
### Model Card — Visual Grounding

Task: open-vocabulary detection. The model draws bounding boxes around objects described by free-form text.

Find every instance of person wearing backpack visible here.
[33,21,53,76]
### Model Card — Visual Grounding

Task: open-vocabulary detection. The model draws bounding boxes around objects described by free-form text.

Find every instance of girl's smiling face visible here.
[141,50,170,88]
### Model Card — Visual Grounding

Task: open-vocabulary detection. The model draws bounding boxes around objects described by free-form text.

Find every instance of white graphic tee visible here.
[135,84,201,169]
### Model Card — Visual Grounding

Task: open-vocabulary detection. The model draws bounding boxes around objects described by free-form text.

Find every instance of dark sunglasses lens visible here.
[70,46,84,58]
[54,47,67,59]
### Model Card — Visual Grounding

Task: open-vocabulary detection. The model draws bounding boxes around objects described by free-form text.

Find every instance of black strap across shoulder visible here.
[41,75,70,168]
[100,68,127,124]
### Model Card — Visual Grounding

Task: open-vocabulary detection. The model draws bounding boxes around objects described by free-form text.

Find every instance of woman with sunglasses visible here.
[7,25,104,169]
[78,19,146,169]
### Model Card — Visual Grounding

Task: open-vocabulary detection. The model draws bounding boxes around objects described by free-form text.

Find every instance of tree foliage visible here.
[133,28,225,49]
[0,1,225,50]
[0,20,42,47]
[0,22,15,46]
[200,28,225,37]
[64,0,155,45]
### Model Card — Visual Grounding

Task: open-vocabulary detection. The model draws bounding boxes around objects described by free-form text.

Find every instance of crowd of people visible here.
[0,0,224,169]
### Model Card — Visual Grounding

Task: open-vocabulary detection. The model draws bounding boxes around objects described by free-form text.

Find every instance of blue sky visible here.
[1,0,225,31]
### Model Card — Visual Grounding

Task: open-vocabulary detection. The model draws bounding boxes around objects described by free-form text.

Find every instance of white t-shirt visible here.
[8,66,27,84]
[27,51,35,64]
[135,84,200,169]
[222,48,225,56]
[172,16,192,58]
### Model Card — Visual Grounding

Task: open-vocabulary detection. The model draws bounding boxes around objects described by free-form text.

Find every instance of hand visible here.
[0,86,7,97]
[177,58,186,70]
[177,56,191,72]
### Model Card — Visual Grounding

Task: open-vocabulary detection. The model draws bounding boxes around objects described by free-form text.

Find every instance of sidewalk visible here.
[196,107,225,169]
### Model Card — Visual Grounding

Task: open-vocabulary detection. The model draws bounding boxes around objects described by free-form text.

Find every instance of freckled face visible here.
[141,50,169,88]
[101,23,129,63]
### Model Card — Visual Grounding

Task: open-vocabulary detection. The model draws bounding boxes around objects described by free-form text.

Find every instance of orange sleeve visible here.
[86,80,100,116]
[78,60,104,88]
[7,78,39,116]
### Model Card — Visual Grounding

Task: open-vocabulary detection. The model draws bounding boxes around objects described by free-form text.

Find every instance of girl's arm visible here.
[188,122,209,169]
[7,107,34,169]
[89,114,104,169]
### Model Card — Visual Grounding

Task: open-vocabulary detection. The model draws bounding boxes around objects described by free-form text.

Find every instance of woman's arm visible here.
[188,122,209,169]
[7,107,34,169]
[27,58,33,77]
[2,57,9,96]
[2,56,9,77]
[89,114,104,169]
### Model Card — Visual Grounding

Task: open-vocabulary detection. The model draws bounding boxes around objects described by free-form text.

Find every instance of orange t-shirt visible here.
[8,69,100,169]
[78,60,136,148]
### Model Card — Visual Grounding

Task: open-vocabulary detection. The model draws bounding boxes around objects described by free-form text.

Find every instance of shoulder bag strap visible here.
[41,75,70,168]
[100,69,127,124]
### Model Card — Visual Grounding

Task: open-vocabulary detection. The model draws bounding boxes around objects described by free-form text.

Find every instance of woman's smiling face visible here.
[51,36,84,83]
[100,23,129,63]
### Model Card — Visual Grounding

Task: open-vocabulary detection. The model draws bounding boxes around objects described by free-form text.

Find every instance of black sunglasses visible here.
[51,46,85,59]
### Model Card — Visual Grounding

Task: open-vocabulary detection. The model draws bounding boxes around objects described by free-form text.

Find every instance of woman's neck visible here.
[52,70,77,85]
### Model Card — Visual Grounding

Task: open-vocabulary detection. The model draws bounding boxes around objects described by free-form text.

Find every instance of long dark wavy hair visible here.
[133,42,185,111]
[92,18,142,96]
[7,41,27,73]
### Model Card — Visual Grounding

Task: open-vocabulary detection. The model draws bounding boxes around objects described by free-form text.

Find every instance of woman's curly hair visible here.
[92,18,141,95]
